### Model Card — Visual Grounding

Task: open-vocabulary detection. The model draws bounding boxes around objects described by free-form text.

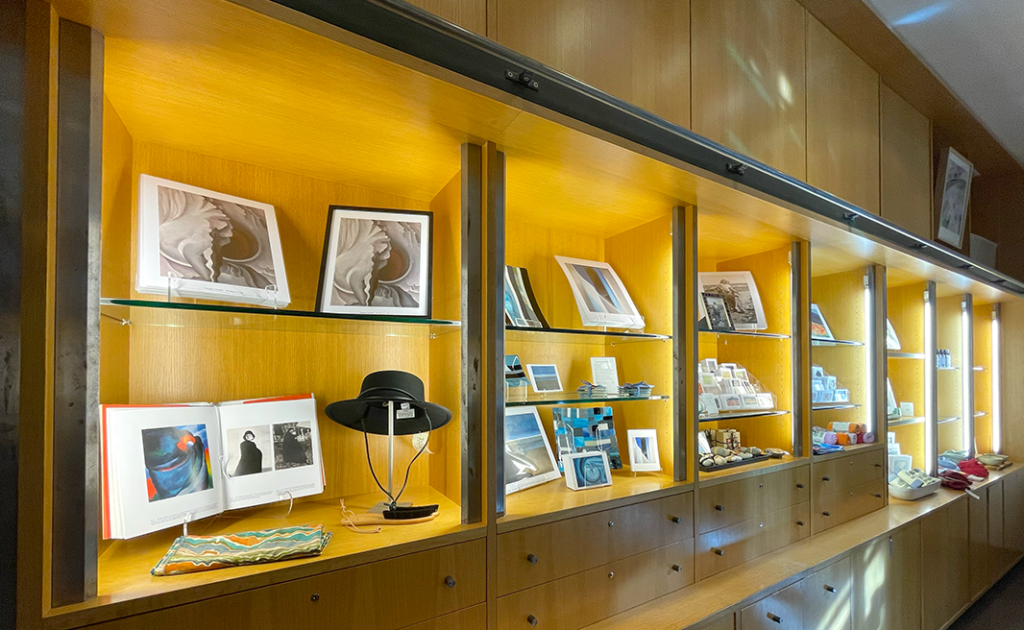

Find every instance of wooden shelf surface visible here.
[812,441,885,462]
[498,471,688,532]
[699,455,808,487]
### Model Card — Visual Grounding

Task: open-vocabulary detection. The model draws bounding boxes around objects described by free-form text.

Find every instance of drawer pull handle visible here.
[608,521,615,527]
[712,547,725,556]
[797,520,805,526]
[444,576,456,589]
[671,515,682,524]
[822,476,831,481]
[875,463,883,468]
[310,593,320,602]
[767,613,782,624]
[823,511,831,517]
[527,554,539,564]
[714,504,724,512]
[796,483,805,489]
[825,585,837,593]
[528,615,539,627]
[672,564,683,573]
[608,571,615,579]
[874,493,883,499]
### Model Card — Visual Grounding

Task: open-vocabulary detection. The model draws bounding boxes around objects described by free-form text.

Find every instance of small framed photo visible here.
[701,358,719,373]
[756,393,774,409]
[811,365,825,379]
[740,394,760,409]
[809,304,834,340]
[718,368,734,380]
[698,431,713,454]
[136,175,291,307]
[701,292,734,331]
[733,368,749,382]
[590,356,620,390]
[316,206,433,317]
[824,375,838,390]
[563,451,612,491]
[555,256,644,329]
[627,429,661,472]
[699,372,718,388]
[504,407,561,495]
[719,394,742,410]
[526,364,563,394]
[700,393,720,416]
[834,389,850,403]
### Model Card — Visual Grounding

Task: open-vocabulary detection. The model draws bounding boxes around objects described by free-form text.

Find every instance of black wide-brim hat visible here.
[326,370,452,436]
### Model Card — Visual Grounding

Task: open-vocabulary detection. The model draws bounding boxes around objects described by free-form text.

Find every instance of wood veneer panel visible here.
[403,0,486,35]
[887,283,926,469]
[493,0,691,128]
[936,294,965,454]
[691,0,806,179]
[806,15,880,215]
[880,83,932,240]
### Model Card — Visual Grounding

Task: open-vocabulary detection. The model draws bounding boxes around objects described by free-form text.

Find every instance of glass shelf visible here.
[505,393,669,407]
[698,328,790,340]
[888,416,925,427]
[811,337,865,347]
[100,298,461,338]
[938,366,960,371]
[975,411,988,418]
[888,351,925,359]
[812,403,861,411]
[699,409,791,423]
[505,325,670,345]
[938,416,960,425]
[974,366,985,372]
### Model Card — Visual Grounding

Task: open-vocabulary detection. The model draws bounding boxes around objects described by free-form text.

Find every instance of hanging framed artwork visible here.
[555,256,644,329]
[136,175,291,307]
[316,206,432,317]
[935,147,973,250]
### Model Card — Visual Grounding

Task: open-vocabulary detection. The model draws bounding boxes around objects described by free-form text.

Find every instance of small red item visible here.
[958,459,989,478]
[939,469,972,491]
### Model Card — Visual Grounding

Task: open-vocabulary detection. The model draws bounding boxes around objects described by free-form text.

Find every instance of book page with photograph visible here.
[217,394,324,510]
[102,404,225,539]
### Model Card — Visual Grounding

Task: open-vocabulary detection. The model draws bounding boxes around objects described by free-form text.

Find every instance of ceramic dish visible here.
[978,453,1009,466]
[888,483,940,501]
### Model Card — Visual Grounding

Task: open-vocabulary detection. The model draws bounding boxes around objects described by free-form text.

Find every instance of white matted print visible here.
[526,364,563,394]
[563,451,612,491]
[936,147,973,250]
[504,406,561,495]
[627,429,661,472]
[698,271,767,330]
[137,175,290,307]
[555,256,644,329]
[317,206,432,317]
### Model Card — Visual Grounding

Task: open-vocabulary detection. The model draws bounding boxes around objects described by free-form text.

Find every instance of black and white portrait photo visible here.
[317,206,433,317]
[698,271,767,330]
[136,175,291,307]
[225,425,273,477]
[272,421,314,469]
[701,292,734,331]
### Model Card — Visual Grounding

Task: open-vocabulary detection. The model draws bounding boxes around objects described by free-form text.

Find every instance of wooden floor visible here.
[950,558,1024,630]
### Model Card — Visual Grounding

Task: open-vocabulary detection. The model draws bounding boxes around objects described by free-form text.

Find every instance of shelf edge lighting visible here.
[962,300,972,454]
[993,305,1002,454]
[864,273,874,434]
[924,289,935,475]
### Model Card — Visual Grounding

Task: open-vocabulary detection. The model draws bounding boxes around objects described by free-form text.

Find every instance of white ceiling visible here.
[864,0,1024,168]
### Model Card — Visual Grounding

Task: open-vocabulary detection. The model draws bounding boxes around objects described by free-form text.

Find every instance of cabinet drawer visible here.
[814,449,885,500]
[85,540,486,630]
[497,492,693,595]
[804,557,852,630]
[698,466,809,534]
[697,502,809,580]
[497,541,694,630]
[740,581,804,630]
[814,478,885,532]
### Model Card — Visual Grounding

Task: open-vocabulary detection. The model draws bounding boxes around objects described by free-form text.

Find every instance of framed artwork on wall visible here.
[935,147,973,250]
[316,206,432,317]
[136,175,291,307]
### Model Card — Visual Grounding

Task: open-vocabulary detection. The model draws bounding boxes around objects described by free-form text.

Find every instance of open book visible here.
[102,394,324,539]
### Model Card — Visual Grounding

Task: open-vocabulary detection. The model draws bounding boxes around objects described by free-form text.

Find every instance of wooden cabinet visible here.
[697,501,809,580]
[973,479,1014,594]
[803,557,852,630]
[813,478,885,532]
[699,467,808,534]
[492,0,691,128]
[806,15,880,214]
[880,83,932,239]
[740,581,804,630]
[84,540,486,630]
[851,522,921,630]
[693,614,736,630]
[496,541,694,630]
[1003,468,1024,555]
[812,450,886,532]
[690,0,806,178]
[922,499,970,630]
[497,492,693,595]
[402,0,486,35]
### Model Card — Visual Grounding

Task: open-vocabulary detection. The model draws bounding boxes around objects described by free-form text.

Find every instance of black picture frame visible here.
[701,292,734,331]
[315,205,434,318]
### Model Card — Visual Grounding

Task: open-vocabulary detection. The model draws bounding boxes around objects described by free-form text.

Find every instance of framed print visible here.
[137,175,290,307]
[886,319,901,350]
[552,406,622,470]
[719,394,742,410]
[700,393,720,416]
[740,394,760,409]
[701,358,718,373]
[935,147,973,250]
[756,393,774,409]
[698,271,767,330]
[555,256,645,329]
[809,304,834,340]
[811,365,825,379]
[526,364,563,393]
[701,292,734,331]
[627,429,661,472]
[316,206,432,317]
[590,357,620,390]
[504,407,561,495]
[562,451,612,491]
[505,265,548,328]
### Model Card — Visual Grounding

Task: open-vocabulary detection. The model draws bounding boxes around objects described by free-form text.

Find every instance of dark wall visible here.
[0,0,24,627]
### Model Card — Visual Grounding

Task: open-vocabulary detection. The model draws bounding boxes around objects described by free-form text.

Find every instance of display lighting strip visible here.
[864,273,874,434]
[962,299,973,456]
[924,288,936,475]
[993,305,1002,454]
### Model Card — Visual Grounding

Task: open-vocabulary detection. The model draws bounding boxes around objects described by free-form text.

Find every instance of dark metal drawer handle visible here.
[608,521,614,527]
[823,511,831,517]
[767,613,782,624]
[715,504,724,512]
[671,515,682,523]
[875,463,882,468]
[822,476,831,481]
[874,494,883,498]
[444,576,456,588]
[825,584,836,593]
[310,593,320,602]
[672,564,683,573]
[527,553,539,564]
[796,483,805,489]
[797,520,805,526]
[712,547,725,556]
[527,615,539,627]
